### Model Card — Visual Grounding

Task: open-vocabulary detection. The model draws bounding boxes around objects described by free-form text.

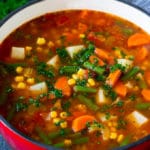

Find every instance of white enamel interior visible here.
[0,0,150,42]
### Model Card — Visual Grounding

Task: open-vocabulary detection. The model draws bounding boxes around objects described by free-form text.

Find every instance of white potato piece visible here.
[29,82,48,95]
[117,59,133,71]
[126,111,148,128]
[101,127,110,141]
[11,47,25,60]
[47,55,60,69]
[66,45,85,58]
[96,88,109,105]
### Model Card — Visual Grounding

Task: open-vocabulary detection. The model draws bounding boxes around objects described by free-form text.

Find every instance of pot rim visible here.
[0,0,150,150]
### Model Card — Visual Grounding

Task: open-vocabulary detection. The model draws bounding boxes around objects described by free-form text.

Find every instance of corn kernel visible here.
[53,118,61,124]
[50,111,58,118]
[108,122,113,127]
[17,82,26,89]
[47,41,54,48]
[16,66,23,74]
[117,134,124,143]
[110,132,117,140]
[36,37,46,45]
[60,121,67,128]
[64,139,72,146]
[25,46,32,51]
[72,74,79,80]
[15,76,24,82]
[26,78,35,85]
[88,78,96,86]
[79,34,85,39]
[68,78,76,86]
[60,112,68,119]
[77,68,85,76]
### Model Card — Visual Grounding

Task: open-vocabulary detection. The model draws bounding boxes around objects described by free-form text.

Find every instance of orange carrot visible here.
[141,89,150,101]
[114,82,127,97]
[136,47,148,62]
[128,33,150,47]
[145,71,150,86]
[54,76,71,97]
[89,55,105,66]
[94,48,109,60]
[106,70,122,87]
[72,115,96,132]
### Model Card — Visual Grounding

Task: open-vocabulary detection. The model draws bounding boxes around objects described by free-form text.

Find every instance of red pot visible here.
[0,0,150,149]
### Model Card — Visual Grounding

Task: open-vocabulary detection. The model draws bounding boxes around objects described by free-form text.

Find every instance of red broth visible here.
[0,10,150,150]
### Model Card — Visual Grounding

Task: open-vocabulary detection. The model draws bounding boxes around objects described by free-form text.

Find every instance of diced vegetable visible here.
[89,55,105,66]
[94,48,109,60]
[59,66,79,75]
[55,76,72,97]
[72,137,89,144]
[72,115,96,132]
[47,55,60,69]
[135,102,150,110]
[77,95,99,111]
[126,111,148,128]
[83,61,105,75]
[128,33,150,47]
[106,69,121,87]
[120,135,131,146]
[101,127,110,141]
[74,85,97,93]
[145,71,150,86]
[66,45,85,58]
[117,59,133,72]
[136,47,148,62]
[114,82,127,97]
[96,88,109,105]
[122,67,140,81]
[29,82,48,95]
[11,47,25,60]
[141,89,150,101]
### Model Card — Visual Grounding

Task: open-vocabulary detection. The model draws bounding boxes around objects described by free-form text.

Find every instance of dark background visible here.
[0,0,150,149]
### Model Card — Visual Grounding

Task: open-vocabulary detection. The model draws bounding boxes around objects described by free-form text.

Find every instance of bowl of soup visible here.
[0,0,150,150]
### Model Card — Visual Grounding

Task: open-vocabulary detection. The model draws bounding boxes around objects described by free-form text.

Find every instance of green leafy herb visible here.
[110,63,125,72]
[76,79,87,86]
[116,101,124,107]
[117,118,127,129]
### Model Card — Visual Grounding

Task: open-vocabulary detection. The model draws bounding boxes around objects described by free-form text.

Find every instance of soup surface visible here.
[0,10,150,150]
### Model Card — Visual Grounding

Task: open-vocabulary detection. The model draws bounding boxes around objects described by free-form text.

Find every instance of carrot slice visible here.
[72,115,96,132]
[89,55,105,66]
[106,70,122,87]
[128,33,150,47]
[141,89,150,101]
[136,47,148,62]
[94,48,109,60]
[145,71,150,86]
[54,76,71,97]
[114,81,127,97]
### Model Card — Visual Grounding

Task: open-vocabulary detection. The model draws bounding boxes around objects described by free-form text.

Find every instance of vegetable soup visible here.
[0,10,150,150]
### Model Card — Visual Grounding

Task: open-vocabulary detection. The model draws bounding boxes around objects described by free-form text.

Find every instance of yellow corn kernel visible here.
[36,37,46,45]
[60,112,68,119]
[53,118,61,124]
[79,34,85,39]
[108,122,113,127]
[50,111,58,118]
[25,46,32,51]
[16,66,23,74]
[77,68,85,76]
[60,121,67,128]
[88,78,96,86]
[72,74,79,80]
[68,79,76,86]
[15,76,24,82]
[47,41,54,48]
[110,132,117,140]
[117,134,124,143]
[17,82,26,89]
[110,127,117,132]
[64,139,72,146]
[115,50,121,58]
[26,78,35,85]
